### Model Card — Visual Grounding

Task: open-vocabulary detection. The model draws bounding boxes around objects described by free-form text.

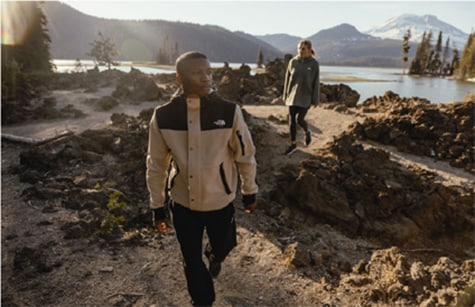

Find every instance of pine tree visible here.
[409,31,426,74]
[441,38,451,76]
[431,31,443,75]
[422,31,433,74]
[4,1,53,73]
[401,29,411,74]
[256,47,264,68]
[451,47,460,75]
[456,32,475,79]
[1,1,52,105]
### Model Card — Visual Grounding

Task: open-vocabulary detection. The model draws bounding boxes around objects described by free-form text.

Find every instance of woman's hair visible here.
[175,51,208,75]
[298,39,316,56]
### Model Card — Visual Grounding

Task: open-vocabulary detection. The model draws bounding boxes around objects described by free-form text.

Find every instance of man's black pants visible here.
[171,202,237,306]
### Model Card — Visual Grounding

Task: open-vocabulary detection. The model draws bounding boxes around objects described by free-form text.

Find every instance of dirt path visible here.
[245,105,474,189]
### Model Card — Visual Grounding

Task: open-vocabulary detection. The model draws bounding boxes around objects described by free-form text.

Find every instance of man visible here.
[146,51,258,306]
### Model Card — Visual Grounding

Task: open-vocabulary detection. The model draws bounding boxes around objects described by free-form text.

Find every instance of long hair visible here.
[298,39,316,57]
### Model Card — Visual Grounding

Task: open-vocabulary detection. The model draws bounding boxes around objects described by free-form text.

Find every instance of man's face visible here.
[177,58,212,97]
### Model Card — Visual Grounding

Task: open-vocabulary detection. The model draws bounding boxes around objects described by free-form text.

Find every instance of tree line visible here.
[403,28,474,79]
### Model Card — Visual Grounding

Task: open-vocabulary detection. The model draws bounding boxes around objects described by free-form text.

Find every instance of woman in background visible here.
[282,39,320,155]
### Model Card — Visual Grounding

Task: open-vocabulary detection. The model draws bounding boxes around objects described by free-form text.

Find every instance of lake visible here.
[52,59,474,104]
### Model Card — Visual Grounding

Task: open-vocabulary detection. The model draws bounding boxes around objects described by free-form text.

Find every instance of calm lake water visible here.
[53,59,474,104]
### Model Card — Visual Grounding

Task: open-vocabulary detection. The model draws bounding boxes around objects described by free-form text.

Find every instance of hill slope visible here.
[43,1,283,63]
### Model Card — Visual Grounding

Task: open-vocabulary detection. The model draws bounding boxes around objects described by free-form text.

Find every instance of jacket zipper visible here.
[236,130,245,156]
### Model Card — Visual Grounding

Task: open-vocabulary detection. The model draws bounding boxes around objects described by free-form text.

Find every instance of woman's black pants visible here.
[289,105,309,142]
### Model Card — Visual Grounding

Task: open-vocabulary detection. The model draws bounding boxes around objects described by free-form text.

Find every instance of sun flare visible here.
[1,1,36,45]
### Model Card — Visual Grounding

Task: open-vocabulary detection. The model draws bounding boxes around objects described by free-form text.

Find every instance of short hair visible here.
[175,51,208,75]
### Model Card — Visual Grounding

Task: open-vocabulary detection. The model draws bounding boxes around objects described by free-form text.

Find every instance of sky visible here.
[60,1,474,38]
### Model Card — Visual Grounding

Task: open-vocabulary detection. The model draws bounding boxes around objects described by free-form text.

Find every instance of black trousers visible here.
[289,105,309,142]
[171,202,237,306]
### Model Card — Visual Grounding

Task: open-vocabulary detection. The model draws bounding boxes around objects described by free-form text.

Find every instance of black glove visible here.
[242,194,257,213]
[242,194,256,206]
[152,207,167,222]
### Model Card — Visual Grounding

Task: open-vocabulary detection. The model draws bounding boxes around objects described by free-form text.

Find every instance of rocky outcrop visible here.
[353,95,474,173]
[271,133,474,256]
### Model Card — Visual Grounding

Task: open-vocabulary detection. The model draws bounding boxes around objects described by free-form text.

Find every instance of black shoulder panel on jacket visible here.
[155,97,187,130]
[201,93,236,131]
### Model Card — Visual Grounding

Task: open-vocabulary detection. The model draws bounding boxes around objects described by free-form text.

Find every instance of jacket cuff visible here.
[152,207,167,221]
[242,194,256,205]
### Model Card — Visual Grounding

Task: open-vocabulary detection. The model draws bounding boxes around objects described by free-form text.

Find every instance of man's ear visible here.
[176,73,183,85]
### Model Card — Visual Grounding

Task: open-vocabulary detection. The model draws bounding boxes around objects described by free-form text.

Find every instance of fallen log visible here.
[1,130,74,146]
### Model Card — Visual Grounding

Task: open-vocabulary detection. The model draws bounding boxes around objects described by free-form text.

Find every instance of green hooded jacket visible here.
[283,56,320,108]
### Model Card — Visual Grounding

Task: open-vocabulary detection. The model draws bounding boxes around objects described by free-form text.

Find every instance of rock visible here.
[284,242,312,268]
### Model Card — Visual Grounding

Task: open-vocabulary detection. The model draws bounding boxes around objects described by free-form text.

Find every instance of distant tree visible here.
[430,31,443,75]
[256,47,264,68]
[441,37,451,76]
[423,31,434,73]
[87,31,119,69]
[450,47,460,75]
[409,30,433,75]
[155,36,179,65]
[456,32,475,79]
[409,31,426,74]
[401,29,411,74]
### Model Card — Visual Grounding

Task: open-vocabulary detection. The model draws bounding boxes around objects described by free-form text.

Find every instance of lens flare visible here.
[1,1,35,45]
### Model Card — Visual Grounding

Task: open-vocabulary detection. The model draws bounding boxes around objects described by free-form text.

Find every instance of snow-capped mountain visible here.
[365,14,469,49]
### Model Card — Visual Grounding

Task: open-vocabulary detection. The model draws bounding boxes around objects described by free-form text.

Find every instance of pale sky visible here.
[60,1,474,38]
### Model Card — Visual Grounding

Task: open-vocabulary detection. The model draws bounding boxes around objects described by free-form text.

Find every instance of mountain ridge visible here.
[42,2,469,68]
[43,2,283,63]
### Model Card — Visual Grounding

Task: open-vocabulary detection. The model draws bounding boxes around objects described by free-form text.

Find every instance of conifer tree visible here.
[431,31,443,75]
[4,1,53,73]
[441,38,451,76]
[401,29,411,74]
[456,32,475,79]
[256,47,264,68]
[451,47,460,75]
[409,31,426,74]
[1,1,52,106]
[422,31,433,73]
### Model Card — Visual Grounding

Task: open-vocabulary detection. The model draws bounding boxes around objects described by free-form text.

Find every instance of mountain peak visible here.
[308,23,375,42]
[365,14,469,48]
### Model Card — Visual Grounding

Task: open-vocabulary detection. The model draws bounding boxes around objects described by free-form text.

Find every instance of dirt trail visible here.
[245,105,473,190]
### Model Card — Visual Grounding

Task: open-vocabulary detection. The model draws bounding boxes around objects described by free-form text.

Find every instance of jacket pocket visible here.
[219,162,232,194]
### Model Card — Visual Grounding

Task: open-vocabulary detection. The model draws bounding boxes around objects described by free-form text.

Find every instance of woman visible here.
[282,39,320,155]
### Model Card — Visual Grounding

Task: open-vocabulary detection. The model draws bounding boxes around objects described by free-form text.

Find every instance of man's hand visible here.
[155,219,169,234]
[244,202,257,214]
[242,194,257,214]
[152,207,168,234]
